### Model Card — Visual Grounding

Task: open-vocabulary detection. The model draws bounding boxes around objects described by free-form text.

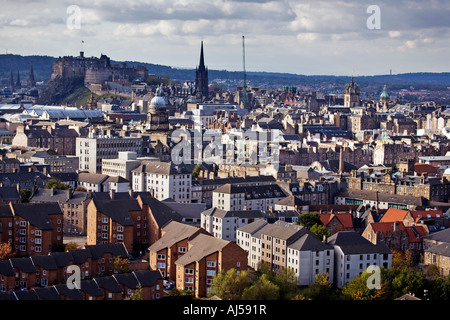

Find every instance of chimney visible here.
[323,235,327,243]
[66,188,73,201]
[109,189,115,200]
[129,189,134,198]
[50,187,55,196]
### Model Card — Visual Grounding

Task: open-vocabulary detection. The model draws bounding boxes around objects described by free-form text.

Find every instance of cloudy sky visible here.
[1,0,450,76]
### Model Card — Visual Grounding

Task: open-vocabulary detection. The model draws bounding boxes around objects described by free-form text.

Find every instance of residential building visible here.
[101,151,141,181]
[148,221,209,279]
[327,231,392,288]
[76,133,142,174]
[287,233,335,286]
[212,184,287,211]
[174,233,248,298]
[131,160,192,203]
[236,219,268,269]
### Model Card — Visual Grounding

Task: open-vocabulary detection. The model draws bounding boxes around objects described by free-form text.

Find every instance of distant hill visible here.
[2,53,450,91]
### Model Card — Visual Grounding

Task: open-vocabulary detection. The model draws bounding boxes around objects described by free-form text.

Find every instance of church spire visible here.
[195,41,209,100]
[28,63,36,88]
[199,41,205,68]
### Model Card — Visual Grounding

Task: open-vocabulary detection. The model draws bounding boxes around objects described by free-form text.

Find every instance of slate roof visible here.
[54,284,84,300]
[113,272,140,290]
[91,199,140,226]
[175,234,231,266]
[14,290,39,300]
[237,219,268,234]
[213,184,287,199]
[139,195,183,227]
[423,228,450,243]
[327,231,391,255]
[0,260,15,276]
[31,255,58,270]
[50,251,74,267]
[133,270,163,287]
[11,202,62,230]
[94,276,122,293]
[426,243,450,256]
[149,221,203,252]
[33,287,62,301]
[85,243,129,259]
[80,279,104,297]
[10,257,36,273]
[289,233,333,252]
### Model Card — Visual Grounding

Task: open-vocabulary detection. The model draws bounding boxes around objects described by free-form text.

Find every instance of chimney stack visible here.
[109,189,115,200]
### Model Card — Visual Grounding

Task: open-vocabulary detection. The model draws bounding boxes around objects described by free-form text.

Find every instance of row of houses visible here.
[0,269,163,301]
[236,220,392,288]
[0,242,164,299]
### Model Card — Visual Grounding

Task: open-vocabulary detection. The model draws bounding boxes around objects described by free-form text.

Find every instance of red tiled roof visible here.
[410,210,443,222]
[379,208,409,223]
[320,213,353,229]
[370,222,427,243]
[414,163,438,174]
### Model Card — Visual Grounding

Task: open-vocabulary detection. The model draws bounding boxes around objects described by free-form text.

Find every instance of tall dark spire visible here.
[28,63,36,88]
[16,71,21,88]
[195,41,209,100]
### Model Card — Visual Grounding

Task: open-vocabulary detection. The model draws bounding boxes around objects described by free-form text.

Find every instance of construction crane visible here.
[241,35,247,109]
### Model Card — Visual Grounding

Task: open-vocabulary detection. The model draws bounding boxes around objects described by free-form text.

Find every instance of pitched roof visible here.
[426,243,450,256]
[213,184,287,199]
[10,257,36,273]
[410,209,443,222]
[85,243,129,259]
[133,270,163,287]
[320,213,354,229]
[148,221,203,252]
[31,255,58,270]
[32,287,62,300]
[77,172,109,184]
[80,279,104,297]
[11,202,62,230]
[237,219,269,234]
[288,233,333,251]
[0,260,15,276]
[54,284,84,300]
[379,208,409,223]
[113,272,140,290]
[327,231,391,254]
[139,195,183,227]
[423,228,450,242]
[94,276,122,293]
[91,199,140,226]
[175,234,231,266]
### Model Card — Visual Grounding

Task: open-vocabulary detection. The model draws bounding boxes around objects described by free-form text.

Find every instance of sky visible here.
[1,0,450,76]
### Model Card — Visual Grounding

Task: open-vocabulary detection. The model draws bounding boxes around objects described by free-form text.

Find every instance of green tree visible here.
[386,268,425,299]
[242,274,280,300]
[295,272,334,300]
[310,223,331,239]
[113,257,131,274]
[192,164,203,179]
[273,267,298,300]
[20,189,31,203]
[45,178,69,190]
[210,268,251,300]
[340,268,387,300]
[125,284,144,300]
[297,212,322,230]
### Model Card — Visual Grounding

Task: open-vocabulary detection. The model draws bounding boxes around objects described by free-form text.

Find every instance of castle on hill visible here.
[50,52,149,90]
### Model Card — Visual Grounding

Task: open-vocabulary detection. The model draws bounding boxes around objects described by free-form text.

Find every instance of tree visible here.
[272,267,298,300]
[295,272,334,300]
[297,212,322,230]
[340,269,387,300]
[125,284,144,300]
[20,189,31,203]
[210,268,251,300]
[113,257,131,274]
[65,242,79,251]
[242,274,280,300]
[45,178,69,190]
[192,164,203,179]
[310,223,331,239]
[0,243,15,260]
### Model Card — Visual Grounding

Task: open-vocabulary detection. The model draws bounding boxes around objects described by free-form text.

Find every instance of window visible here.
[178,247,187,253]
[185,269,194,275]
[207,261,216,268]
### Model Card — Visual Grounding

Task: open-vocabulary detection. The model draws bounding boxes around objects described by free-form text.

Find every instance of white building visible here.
[76,133,142,174]
[131,161,192,203]
[101,151,141,181]
[201,208,272,241]
[287,234,334,286]
[236,220,269,270]
[327,231,392,288]
[212,184,287,211]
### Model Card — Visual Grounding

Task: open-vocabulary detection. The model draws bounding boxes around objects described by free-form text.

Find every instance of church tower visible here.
[28,63,36,88]
[195,41,209,100]
[344,76,361,108]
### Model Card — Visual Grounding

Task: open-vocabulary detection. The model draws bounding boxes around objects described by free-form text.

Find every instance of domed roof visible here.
[380,85,390,99]
[150,85,167,108]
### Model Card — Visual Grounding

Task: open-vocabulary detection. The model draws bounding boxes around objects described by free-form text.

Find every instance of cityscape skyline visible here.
[1,0,450,77]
